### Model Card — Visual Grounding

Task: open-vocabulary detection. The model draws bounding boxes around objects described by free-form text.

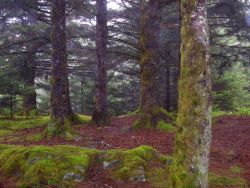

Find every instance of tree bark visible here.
[165,67,171,111]
[92,0,109,125]
[168,0,212,188]
[49,0,73,135]
[80,80,84,113]
[10,91,13,120]
[135,0,161,128]
[23,54,37,116]
[21,7,40,116]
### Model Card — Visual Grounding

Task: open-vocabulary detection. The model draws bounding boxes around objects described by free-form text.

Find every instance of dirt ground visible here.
[0,115,250,188]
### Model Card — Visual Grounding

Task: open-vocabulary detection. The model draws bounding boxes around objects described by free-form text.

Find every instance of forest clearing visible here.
[0,0,250,187]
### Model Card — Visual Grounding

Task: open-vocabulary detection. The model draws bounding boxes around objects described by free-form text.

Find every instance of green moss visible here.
[158,107,177,122]
[0,145,98,187]
[47,117,72,138]
[133,107,177,129]
[156,120,176,133]
[25,133,43,141]
[133,118,150,129]
[0,116,49,131]
[74,114,91,124]
[105,146,159,180]
[119,109,140,118]
[209,173,248,188]
[0,116,49,141]
[212,110,229,118]
[234,107,250,116]
[47,114,91,138]
[229,166,245,174]
[0,130,13,137]
[0,144,13,151]
[0,144,248,188]
[147,168,169,188]
[159,155,173,165]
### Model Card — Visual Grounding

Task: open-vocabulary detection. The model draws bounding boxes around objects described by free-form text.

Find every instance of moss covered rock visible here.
[0,145,248,188]
[0,145,97,187]
[104,146,160,181]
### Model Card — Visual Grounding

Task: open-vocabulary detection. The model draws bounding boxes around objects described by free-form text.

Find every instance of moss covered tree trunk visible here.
[168,0,212,187]
[49,0,73,135]
[92,0,109,125]
[136,0,161,128]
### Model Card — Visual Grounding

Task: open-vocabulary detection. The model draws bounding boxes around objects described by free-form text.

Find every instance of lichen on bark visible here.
[168,0,212,188]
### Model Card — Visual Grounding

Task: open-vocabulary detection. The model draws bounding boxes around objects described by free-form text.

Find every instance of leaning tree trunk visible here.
[49,0,73,135]
[135,0,161,128]
[168,0,212,188]
[92,0,109,125]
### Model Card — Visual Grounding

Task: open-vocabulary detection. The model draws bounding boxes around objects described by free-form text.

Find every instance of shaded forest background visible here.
[0,0,249,118]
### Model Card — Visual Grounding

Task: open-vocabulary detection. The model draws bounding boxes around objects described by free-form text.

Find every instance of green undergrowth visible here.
[158,108,177,122]
[25,133,44,141]
[209,173,248,188]
[46,114,91,140]
[0,115,91,139]
[0,116,49,131]
[234,107,250,116]
[0,144,247,188]
[73,114,91,124]
[0,129,13,137]
[212,110,230,118]
[212,108,250,124]
[212,108,250,118]
[119,109,140,117]
[156,120,176,133]
[0,116,50,138]
[229,165,245,174]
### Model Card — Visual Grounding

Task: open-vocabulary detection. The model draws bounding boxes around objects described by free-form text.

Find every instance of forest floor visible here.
[0,115,249,187]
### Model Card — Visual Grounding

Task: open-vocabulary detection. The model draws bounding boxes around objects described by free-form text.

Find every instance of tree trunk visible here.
[168,1,212,188]
[92,0,109,125]
[80,80,84,113]
[21,3,39,116]
[10,91,13,120]
[135,0,161,128]
[23,53,37,116]
[165,67,171,111]
[49,0,73,135]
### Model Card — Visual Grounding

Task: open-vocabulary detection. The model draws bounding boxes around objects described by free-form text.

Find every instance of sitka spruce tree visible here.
[22,48,37,116]
[48,0,74,135]
[135,0,161,128]
[168,0,212,188]
[92,0,110,125]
